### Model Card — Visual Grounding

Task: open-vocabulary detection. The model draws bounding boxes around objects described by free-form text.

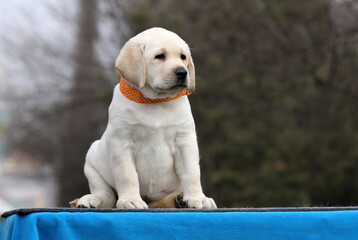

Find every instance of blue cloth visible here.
[1,209,358,240]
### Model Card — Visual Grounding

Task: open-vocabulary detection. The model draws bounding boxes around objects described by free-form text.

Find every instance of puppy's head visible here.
[115,27,195,98]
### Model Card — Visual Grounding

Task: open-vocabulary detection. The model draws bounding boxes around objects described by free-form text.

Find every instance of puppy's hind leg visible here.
[149,192,188,209]
[76,162,116,208]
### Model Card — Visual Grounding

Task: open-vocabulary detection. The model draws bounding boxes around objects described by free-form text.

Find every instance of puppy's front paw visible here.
[76,194,102,208]
[116,198,148,209]
[184,195,217,209]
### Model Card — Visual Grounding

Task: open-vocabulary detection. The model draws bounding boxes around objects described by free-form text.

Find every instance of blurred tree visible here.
[2,0,129,206]
[126,0,358,207]
[57,0,103,205]
[56,0,132,205]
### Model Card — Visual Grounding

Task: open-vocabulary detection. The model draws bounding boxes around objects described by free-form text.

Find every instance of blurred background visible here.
[0,0,358,214]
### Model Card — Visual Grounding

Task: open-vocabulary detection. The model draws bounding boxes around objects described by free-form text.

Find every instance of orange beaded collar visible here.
[119,77,189,103]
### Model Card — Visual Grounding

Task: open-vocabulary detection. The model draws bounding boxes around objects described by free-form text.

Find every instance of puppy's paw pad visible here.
[174,195,188,208]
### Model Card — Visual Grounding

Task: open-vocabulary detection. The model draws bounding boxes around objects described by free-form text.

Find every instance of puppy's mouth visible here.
[156,83,187,92]
[170,83,187,90]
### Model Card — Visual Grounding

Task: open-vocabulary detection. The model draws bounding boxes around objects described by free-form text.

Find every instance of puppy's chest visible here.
[132,126,178,191]
[132,125,177,158]
[124,104,188,155]
[113,97,193,168]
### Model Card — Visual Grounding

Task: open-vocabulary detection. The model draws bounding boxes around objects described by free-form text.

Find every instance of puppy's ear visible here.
[187,55,196,94]
[115,40,146,88]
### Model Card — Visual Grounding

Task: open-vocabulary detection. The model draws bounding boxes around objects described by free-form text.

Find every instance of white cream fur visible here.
[76,27,216,209]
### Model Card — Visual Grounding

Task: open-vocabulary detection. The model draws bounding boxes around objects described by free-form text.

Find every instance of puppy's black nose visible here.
[175,68,187,80]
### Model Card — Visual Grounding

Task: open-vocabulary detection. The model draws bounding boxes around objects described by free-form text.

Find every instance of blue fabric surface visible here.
[1,210,358,240]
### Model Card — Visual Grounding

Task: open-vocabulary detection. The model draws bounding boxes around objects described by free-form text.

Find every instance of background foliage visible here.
[127,0,358,207]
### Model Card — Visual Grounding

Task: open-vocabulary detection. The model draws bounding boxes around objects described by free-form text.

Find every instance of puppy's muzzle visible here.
[175,67,188,87]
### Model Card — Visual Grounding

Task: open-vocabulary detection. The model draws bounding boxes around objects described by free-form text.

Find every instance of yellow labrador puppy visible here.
[75,27,216,209]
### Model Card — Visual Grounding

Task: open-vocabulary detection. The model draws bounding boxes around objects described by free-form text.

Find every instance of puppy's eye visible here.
[181,54,186,60]
[155,54,165,60]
